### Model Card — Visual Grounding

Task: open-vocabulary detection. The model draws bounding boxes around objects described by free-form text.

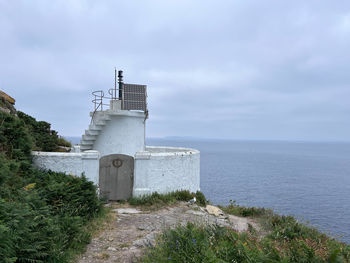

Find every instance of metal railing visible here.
[92,90,104,111]
[108,87,118,101]
[92,89,121,111]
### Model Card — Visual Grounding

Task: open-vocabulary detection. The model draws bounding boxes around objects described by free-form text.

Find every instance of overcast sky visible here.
[1,1,349,141]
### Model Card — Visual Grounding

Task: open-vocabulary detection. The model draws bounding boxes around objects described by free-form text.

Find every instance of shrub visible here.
[139,222,350,263]
[32,170,101,221]
[0,110,103,262]
[174,190,194,201]
[0,112,33,161]
[17,111,60,152]
[58,136,72,147]
[221,200,269,217]
[195,191,207,206]
[140,223,279,262]
[0,160,103,262]
[0,193,64,263]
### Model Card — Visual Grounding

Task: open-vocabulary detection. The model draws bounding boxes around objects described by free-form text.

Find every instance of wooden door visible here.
[99,154,134,200]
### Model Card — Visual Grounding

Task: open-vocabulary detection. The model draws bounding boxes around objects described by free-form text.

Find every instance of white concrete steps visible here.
[82,135,97,141]
[102,114,111,121]
[95,120,108,125]
[80,145,92,151]
[80,113,112,151]
[81,140,94,145]
[89,124,104,131]
[85,129,99,136]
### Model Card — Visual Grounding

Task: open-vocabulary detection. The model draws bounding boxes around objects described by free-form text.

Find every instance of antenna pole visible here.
[114,68,117,100]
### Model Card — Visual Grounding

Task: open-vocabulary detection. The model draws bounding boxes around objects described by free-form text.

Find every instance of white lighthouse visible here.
[32,70,200,201]
[80,70,147,157]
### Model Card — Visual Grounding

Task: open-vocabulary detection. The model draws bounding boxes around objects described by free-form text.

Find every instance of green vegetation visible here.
[0,112,33,161]
[0,110,102,263]
[220,200,269,217]
[0,96,16,115]
[2,102,349,263]
[140,222,350,263]
[140,200,350,262]
[16,111,71,152]
[129,190,208,207]
[58,136,72,148]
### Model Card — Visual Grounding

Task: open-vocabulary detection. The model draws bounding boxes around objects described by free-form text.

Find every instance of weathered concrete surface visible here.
[113,208,141,214]
[77,203,260,263]
[91,106,146,157]
[31,151,100,185]
[133,146,200,196]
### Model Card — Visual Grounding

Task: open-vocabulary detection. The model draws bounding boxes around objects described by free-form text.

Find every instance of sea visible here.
[147,138,350,244]
[67,136,350,243]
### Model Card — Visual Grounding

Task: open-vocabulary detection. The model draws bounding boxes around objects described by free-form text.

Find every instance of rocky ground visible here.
[77,202,261,263]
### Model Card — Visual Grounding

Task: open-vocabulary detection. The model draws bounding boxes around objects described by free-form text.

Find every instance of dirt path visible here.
[77,202,260,263]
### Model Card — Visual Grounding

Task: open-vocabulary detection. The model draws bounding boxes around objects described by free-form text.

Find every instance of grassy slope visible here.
[135,197,350,262]
[0,110,102,263]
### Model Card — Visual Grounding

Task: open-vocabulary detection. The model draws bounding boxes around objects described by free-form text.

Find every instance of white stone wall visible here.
[31,151,100,185]
[32,146,200,197]
[133,146,200,196]
[93,110,146,157]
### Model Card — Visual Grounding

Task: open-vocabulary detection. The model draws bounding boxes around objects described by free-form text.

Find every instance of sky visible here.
[1,0,350,141]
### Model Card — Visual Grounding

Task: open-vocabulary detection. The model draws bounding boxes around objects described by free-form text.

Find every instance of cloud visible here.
[0,0,349,141]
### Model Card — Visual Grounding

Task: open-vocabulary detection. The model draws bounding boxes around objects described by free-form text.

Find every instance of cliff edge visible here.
[0,90,16,114]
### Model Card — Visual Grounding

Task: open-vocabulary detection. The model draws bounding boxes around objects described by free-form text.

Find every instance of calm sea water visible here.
[147,138,350,243]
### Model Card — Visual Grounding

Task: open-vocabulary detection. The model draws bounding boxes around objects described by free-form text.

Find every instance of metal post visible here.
[118,70,123,100]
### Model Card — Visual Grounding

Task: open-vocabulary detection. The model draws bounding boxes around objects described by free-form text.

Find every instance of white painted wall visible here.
[133,146,200,196]
[93,110,146,157]
[32,146,200,197]
[31,151,100,185]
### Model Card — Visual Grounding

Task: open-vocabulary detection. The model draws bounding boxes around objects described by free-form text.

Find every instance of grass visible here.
[220,200,270,217]
[129,190,207,207]
[139,222,350,262]
[58,136,72,148]
[138,199,350,263]
[82,206,114,239]
[65,206,113,262]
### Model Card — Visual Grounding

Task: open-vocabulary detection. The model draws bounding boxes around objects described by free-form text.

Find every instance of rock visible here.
[0,106,10,114]
[137,224,155,231]
[107,246,117,251]
[114,208,141,214]
[137,225,146,231]
[93,253,110,259]
[205,205,224,217]
[132,238,147,248]
[132,232,157,248]
[0,90,15,104]
[228,215,249,232]
[185,210,206,216]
